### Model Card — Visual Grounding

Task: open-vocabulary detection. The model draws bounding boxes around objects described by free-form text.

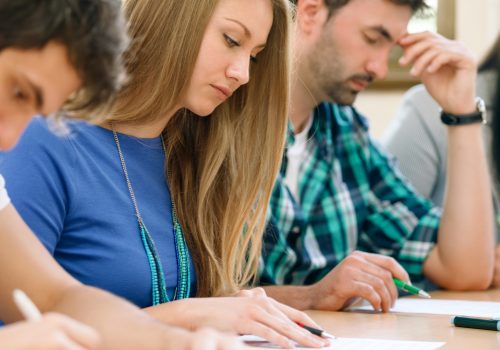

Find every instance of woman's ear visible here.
[295,0,329,35]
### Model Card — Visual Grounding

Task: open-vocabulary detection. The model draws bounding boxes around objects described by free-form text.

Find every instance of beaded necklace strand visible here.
[111,126,191,305]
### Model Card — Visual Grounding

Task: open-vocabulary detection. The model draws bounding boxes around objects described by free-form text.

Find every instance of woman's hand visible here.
[147,287,329,349]
[0,313,100,349]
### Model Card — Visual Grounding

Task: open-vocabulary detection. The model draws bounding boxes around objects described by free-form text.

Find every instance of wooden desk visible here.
[307,288,500,349]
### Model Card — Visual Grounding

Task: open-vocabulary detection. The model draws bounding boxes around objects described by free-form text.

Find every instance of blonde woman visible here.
[1,0,328,348]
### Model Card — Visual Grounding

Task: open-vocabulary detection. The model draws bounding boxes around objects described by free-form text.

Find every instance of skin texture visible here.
[0,313,100,350]
[263,0,494,313]
[180,0,271,117]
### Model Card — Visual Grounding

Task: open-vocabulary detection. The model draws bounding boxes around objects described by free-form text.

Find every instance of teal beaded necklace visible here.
[112,126,191,305]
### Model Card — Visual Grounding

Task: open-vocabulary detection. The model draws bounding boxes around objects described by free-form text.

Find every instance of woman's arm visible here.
[143,288,329,349]
[0,204,180,349]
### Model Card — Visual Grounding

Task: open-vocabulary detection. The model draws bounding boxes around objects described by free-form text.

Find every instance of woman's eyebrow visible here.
[224,17,267,49]
[225,18,251,37]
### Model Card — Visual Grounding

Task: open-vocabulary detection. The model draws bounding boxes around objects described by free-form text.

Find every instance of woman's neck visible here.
[103,119,166,138]
[101,107,180,138]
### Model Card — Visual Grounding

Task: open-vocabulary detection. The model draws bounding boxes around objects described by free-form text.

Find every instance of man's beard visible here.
[307,31,373,105]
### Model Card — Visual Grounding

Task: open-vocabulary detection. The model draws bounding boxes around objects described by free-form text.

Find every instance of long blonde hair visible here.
[108,0,292,297]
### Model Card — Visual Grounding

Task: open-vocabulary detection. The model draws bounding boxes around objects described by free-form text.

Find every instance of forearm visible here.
[145,287,313,325]
[425,123,494,289]
[0,206,173,349]
[52,285,173,350]
[262,285,314,310]
[144,298,198,330]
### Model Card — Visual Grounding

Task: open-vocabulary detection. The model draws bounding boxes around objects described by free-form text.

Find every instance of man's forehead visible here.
[328,0,412,41]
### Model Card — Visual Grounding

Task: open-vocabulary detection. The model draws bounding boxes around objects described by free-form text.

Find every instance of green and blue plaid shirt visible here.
[260,103,441,286]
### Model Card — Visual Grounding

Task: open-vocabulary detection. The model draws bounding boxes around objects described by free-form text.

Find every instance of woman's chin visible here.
[190,103,221,117]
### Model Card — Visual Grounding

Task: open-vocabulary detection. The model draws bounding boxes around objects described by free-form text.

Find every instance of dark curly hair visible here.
[0,0,129,115]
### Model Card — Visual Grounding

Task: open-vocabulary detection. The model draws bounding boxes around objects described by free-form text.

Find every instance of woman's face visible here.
[182,0,274,116]
[0,42,81,150]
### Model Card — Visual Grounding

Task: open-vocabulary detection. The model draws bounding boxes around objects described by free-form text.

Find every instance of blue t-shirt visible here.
[0,117,196,307]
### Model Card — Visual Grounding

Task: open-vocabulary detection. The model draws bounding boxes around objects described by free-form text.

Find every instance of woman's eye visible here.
[224,34,240,47]
[250,55,258,63]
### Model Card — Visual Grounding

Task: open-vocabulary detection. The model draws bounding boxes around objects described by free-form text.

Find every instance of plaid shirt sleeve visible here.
[259,178,300,285]
[359,134,441,282]
[259,103,441,286]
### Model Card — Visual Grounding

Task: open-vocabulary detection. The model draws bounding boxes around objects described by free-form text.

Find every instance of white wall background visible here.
[355,0,500,139]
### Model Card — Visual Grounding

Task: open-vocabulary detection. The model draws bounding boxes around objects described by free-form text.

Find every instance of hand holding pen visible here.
[307,251,411,312]
[393,278,431,299]
[6,289,100,349]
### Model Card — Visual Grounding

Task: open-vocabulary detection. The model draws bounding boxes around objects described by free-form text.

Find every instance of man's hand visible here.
[309,251,410,312]
[399,32,477,115]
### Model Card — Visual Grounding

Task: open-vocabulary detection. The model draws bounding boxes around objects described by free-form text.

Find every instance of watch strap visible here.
[440,97,486,126]
[440,111,484,125]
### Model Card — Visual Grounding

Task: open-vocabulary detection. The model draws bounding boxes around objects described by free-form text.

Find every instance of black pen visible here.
[296,322,336,339]
[451,316,500,331]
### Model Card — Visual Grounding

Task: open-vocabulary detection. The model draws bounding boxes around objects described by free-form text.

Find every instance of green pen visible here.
[393,278,431,299]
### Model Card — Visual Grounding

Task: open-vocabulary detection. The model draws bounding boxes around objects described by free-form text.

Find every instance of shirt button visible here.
[291,226,300,235]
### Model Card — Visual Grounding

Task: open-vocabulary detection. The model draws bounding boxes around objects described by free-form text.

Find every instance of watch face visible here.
[476,97,486,114]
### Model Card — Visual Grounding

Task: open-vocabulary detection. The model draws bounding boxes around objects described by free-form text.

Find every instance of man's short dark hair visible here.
[0,0,129,113]
[290,0,429,14]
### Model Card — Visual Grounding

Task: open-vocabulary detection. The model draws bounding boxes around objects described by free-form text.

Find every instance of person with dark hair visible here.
[259,0,494,312]
[0,0,246,349]
[383,33,500,286]
[0,0,129,148]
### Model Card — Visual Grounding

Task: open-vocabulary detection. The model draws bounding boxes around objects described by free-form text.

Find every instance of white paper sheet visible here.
[240,335,445,349]
[350,298,500,318]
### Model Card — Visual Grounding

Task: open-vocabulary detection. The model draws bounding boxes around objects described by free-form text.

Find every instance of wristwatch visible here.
[440,97,486,126]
